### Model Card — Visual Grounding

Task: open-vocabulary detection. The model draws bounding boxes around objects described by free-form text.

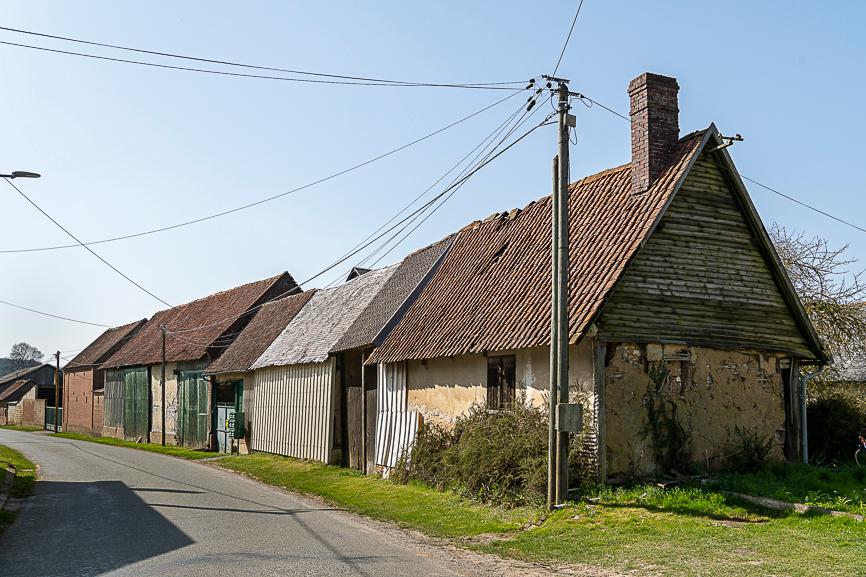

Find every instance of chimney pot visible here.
[629,73,680,194]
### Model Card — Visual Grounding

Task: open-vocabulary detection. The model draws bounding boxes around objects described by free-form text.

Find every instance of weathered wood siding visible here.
[251,359,336,463]
[598,152,812,356]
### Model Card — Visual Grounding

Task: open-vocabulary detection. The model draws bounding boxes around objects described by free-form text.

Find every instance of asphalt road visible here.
[0,429,462,577]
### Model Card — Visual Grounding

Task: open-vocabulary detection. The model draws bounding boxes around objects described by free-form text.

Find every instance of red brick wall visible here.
[21,398,45,427]
[64,369,99,434]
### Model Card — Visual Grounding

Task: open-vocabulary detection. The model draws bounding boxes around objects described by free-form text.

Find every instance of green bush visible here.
[395,399,570,507]
[807,387,866,465]
[727,426,775,473]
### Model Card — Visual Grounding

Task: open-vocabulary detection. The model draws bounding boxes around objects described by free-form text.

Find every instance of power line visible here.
[323,96,533,287]
[0,89,529,254]
[0,39,524,90]
[169,114,552,336]
[0,26,524,89]
[362,96,555,273]
[552,0,586,76]
[577,92,866,236]
[3,178,172,306]
[0,299,110,327]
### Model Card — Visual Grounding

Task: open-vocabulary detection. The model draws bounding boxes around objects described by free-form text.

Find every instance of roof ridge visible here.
[152,272,290,316]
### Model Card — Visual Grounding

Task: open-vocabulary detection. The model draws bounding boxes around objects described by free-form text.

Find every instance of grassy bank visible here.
[0,444,38,533]
[52,432,213,460]
[36,431,866,575]
[0,425,43,432]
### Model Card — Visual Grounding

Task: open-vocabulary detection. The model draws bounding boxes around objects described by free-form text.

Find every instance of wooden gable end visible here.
[596,151,814,357]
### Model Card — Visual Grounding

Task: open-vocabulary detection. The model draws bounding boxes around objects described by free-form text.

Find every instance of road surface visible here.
[0,429,463,577]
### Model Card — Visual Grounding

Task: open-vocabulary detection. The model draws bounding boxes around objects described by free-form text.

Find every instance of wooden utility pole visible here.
[160,324,167,446]
[53,350,60,432]
[547,155,560,509]
[548,78,575,508]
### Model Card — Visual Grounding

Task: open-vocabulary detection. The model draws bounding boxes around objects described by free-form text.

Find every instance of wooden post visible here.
[361,350,367,474]
[54,350,60,432]
[554,83,571,505]
[547,155,560,509]
[160,325,167,446]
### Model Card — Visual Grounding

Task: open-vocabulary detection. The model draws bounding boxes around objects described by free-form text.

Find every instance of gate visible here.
[123,367,150,441]
[178,366,209,448]
[44,406,62,432]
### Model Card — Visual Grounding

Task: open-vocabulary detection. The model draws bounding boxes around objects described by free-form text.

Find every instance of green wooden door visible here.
[123,367,150,441]
[178,368,208,448]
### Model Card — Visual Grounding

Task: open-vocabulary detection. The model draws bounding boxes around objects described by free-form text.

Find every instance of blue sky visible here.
[1,1,863,360]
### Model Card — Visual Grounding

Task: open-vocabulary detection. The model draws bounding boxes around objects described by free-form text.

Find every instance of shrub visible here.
[727,426,774,473]
[807,387,866,465]
[394,398,569,507]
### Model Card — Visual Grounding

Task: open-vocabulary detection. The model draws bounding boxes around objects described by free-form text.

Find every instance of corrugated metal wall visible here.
[251,358,336,463]
[374,362,418,470]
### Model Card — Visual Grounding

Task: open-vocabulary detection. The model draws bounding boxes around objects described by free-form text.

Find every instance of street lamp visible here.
[0,171,40,179]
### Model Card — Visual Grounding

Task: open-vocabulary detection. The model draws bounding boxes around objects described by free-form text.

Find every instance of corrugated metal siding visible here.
[251,359,335,463]
[374,362,419,470]
[597,153,814,357]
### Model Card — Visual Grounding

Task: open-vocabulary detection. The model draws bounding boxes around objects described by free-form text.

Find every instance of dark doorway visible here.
[487,355,516,409]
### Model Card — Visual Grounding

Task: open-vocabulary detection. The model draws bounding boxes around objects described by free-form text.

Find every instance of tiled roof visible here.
[102,272,297,368]
[205,290,317,375]
[0,364,53,387]
[253,266,397,368]
[368,130,708,363]
[332,235,455,353]
[0,379,35,403]
[64,319,147,370]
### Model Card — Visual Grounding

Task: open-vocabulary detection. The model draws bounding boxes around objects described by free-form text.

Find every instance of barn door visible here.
[123,367,150,441]
[342,350,364,470]
[178,367,208,448]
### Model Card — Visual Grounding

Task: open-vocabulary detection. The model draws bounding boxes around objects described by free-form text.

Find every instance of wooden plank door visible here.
[123,367,150,441]
[178,369,209,449]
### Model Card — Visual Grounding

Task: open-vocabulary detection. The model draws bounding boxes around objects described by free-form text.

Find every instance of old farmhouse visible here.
[368,73,827,479]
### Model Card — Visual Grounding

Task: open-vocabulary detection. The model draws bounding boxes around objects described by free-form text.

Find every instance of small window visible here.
[487,355,516,409]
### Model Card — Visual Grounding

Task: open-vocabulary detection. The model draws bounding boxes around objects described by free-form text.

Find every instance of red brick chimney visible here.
[628,73,679,193]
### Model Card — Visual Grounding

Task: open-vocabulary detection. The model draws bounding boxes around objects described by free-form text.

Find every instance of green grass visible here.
[0,444,38,533]
[218,453,539,538]
[0,425,43,432]
[481,485,866,577]
[52,432,213,460]
[711,463,866,515]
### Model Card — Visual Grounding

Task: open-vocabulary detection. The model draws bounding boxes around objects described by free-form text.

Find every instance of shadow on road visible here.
[0,480,194,577]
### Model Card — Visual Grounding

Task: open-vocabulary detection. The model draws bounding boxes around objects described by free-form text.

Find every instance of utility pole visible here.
[54,350,60,432]
[547,77,575,508]
[160,324,167,446]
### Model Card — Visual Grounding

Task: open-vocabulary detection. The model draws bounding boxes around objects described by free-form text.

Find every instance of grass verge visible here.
[52,432,213,460]
[0,425,43,432]
[0,444,38,533]
[482,485,866,577]
[218,453,538,538]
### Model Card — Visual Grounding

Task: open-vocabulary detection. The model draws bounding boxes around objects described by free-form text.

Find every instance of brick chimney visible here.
[628,73,679,193]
